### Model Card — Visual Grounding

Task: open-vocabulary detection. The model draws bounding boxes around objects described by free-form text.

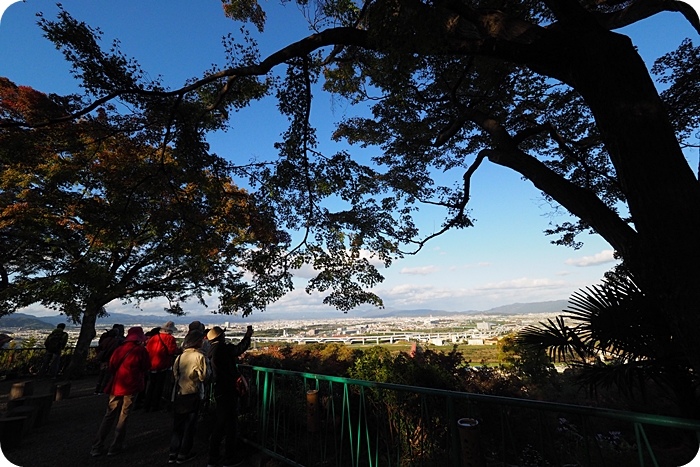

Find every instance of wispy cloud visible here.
[477,277,567,291]
[290,249,386,279]
[374,277,572,311]
[565,249,616,267]
[400,266,440,275]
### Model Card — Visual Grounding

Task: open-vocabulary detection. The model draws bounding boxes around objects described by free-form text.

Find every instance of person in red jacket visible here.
[143,320,179,412]
[90,326,150,457]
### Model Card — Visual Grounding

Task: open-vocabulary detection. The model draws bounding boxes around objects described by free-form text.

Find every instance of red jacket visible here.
[107,342,150,396]
[145,332,178,371]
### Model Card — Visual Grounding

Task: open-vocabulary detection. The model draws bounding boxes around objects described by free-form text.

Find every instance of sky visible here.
[0,1,699,318]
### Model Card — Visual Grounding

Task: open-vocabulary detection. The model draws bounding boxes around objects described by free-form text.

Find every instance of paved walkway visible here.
[0,376,268,467]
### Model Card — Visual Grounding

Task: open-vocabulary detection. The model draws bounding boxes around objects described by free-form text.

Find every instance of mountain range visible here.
[0,299,570,331]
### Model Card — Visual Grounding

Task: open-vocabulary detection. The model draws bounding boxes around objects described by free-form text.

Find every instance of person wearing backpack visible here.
[90,326,150,457]
[143,321,179,412]
[94,324,125,394]
[206,325,253,467]
[168,329,210,465]
[39,323,69,378]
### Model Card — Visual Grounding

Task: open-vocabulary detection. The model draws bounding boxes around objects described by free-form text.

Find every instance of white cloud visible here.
[289,249,387,280]
[565,249,616,267]
[378,283,464,307]
[399,265,440,275]
[291,263,318,279]
[477,277,567,291]
[369,277,573,311]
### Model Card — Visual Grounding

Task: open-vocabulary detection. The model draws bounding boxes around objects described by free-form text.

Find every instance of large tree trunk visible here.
[475,15,700,414]
[540,26,700,377]
[64,306,98,379]
[574,30,700,374]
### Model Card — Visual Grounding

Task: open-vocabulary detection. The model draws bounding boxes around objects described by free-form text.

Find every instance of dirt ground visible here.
[0,376,266,467]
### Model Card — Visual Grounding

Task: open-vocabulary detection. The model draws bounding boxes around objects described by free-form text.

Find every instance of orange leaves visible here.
[0,78,67,124]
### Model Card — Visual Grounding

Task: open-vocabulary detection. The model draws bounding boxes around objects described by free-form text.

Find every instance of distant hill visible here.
[351,299,569,319]
[482,300,570,315]
[3,299,571,328]
[0,313,55,330]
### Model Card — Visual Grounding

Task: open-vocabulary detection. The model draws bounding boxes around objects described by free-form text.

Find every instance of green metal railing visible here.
[238,365,700,467]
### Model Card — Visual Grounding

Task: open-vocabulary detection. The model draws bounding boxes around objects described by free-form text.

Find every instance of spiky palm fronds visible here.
[518,315,593,363]
[516,273,695,410]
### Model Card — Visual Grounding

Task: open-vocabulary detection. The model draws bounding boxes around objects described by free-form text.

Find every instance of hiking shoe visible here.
[90,447,105,457]
[168,453,178,464]
[176,452,198,464]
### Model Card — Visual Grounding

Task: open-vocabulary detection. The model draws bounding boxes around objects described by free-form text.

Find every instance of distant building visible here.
[476,322,492,331]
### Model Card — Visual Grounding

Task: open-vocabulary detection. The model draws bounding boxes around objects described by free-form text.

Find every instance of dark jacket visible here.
[208,334,251,398]
[96,329,123,363]
[44,328,68,354]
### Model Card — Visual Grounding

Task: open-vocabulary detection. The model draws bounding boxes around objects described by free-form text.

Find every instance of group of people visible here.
[89,320,254,467]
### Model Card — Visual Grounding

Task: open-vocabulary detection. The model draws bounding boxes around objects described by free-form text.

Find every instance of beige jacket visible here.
[172,348,209,396]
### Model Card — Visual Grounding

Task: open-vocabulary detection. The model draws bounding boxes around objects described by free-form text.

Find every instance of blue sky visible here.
[1,1,698,317]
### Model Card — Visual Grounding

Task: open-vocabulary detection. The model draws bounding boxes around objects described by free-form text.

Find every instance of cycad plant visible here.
[517,273,698,417]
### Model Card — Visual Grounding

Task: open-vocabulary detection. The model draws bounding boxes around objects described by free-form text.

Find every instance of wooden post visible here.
[9,380,34,400]
[51,381,72,401]
[457,418,483,467]
[306,389,320,433]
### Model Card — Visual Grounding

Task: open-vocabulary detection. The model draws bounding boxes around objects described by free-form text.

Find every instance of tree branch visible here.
[406,150,486,253]
[0,27,370,129]
[487,146,637,253]
[594,0,700,35]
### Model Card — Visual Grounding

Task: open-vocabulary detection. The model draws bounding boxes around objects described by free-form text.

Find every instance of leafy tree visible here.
[2,2,700,378]
[498,333,556,384]
[0,78,290,375]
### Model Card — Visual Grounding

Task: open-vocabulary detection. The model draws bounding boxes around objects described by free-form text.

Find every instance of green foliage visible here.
[0,74,292,318]
[3,1,700,384]
[0,338,42,376]
[498,333,556,384]
[517,273,698,416]
[653,38,700,142]
[222,0,267,32]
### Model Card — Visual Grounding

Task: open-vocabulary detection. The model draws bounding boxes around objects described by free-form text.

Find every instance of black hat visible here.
[183,330,204,349]
[188,320,204,331]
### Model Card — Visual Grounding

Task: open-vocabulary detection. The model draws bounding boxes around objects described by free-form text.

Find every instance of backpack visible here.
[44,331,63,353]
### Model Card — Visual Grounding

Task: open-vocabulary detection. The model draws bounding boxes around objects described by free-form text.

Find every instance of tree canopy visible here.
[0,77,293,373]
[2,1,700,376]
